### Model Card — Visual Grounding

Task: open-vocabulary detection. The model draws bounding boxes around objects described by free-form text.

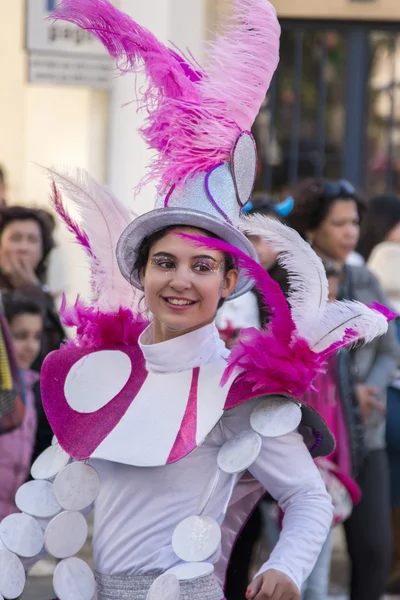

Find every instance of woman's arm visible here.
[248,431,333,591]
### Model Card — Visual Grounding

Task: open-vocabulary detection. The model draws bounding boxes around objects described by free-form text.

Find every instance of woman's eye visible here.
[151,258,175,270]
[193,262,214,273]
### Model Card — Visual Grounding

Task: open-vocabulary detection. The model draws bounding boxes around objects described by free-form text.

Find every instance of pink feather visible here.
[50,181,94,259]
[60,296,148,349]
[50,0,280,195]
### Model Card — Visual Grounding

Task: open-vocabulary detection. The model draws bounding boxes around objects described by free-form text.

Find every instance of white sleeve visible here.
[221,403,333,591]
[249,432,333,590]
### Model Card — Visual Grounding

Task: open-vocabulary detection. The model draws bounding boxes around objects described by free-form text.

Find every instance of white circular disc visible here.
[64,350,132,413]
[217,430,262,474]
[0,550,25,599]
[172,516,221,563]
[146,573,180,600]
[53,557,95,600]
[0,513,44,558]
[31,444,70,481]
[250,397,302,438]
[54,462,100,511]
[45,511,88,559]
[166,562,214,581]
[15,480,61,519]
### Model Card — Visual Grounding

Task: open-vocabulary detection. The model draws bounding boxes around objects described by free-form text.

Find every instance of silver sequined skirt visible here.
[95,571,225,600]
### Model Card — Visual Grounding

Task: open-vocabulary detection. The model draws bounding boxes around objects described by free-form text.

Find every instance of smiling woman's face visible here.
[140,228,238,343]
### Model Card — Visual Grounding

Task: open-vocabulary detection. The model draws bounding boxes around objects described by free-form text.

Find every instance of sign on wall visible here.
[26,0,113,89]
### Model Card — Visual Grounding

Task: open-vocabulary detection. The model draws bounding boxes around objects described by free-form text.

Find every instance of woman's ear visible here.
[220,269,239,299]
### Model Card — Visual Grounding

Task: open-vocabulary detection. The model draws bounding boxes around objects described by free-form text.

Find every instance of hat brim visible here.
[116,208,259,300]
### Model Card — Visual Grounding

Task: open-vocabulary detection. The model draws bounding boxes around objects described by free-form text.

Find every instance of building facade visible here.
[211,0,400,196]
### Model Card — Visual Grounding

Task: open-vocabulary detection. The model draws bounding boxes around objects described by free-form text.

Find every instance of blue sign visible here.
[47,0,56,11]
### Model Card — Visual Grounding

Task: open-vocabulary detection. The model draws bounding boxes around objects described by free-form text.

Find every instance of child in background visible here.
[0,293,43,520]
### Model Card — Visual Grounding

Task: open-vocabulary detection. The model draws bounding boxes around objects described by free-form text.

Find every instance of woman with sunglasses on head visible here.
[285,178,400,600]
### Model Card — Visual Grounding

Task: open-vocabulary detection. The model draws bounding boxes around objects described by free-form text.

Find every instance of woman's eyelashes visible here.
[149,254,223,275]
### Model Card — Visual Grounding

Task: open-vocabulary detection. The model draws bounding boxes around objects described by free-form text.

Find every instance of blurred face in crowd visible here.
[0,219,43,273]
[140,228,238,343]
[9,313,43,370]
[246,234,277,271]
[307,199,360,263]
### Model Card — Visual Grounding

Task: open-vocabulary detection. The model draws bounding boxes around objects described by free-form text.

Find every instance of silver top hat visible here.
[116,132,259,300]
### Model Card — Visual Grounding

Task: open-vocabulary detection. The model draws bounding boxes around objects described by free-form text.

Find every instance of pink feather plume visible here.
[50,0,280,195]
[60,296,148,350]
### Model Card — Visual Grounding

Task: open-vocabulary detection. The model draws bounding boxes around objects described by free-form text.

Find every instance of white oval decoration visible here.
[15,480,61,519]
[146,573,180,600]
[0,514,43,558]
[53,557,96,600]
[0,550,25,599]
[64,350,132,413]
[232,132,257,207]
[166,562,214,581]
[217,430,262,474]
[53,462,100,512]
[172,516,221,563]
[31,444,70,481]
[45,511,88,559]
[250,396,302,438]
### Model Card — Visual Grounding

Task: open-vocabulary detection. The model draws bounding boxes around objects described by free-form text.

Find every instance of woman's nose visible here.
[169,266,192,290]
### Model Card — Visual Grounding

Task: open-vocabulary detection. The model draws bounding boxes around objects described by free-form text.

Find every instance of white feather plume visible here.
[311,300,389,352]
[43,166,138,312]
[240,213,329,341]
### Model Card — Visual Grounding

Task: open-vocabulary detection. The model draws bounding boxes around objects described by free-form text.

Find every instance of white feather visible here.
[311,300,389,352]
[43,166,138,312]
[240,213,329,341]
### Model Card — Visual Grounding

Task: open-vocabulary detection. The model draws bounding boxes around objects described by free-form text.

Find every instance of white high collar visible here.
[139,322,228,374]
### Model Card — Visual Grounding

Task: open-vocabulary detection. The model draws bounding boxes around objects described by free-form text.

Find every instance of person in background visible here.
[0,293,43,520]
[0,206,65,462]
[285,178,399,600]
[301,264,361,600]
[357,194,400,595]
[0,166,8,208]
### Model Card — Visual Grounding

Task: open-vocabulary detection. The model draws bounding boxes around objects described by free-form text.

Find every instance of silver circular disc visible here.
[166,562,214,581]
[31,445,70,481]
[45,511,88,559]
[0,550,25,599]
[15,480,61,519]
[53,462,100,511]
[250,397,302,438]
[172,516,221,563]
[0,513,44,558]
[53,557,95,600]
[217,430,262,474]
[146,573,180,600]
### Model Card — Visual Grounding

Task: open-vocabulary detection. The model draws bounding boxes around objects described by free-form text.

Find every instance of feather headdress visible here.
[180,227,394,397]
[44,167,138,314]
[50,0,280,195]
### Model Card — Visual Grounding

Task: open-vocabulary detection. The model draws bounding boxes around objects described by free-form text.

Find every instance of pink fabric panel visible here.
[41,346,147,460]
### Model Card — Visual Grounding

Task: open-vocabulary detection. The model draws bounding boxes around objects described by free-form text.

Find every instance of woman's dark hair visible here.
[0,206,55,280]
[2,292,44,325]
[283,178,366,239]
[357,194,400,261]
[133,225,237,308]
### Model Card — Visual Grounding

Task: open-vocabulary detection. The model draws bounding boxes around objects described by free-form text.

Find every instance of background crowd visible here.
[1,160,400,600]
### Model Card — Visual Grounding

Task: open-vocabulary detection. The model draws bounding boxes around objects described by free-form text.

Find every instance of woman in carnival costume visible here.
[0,1,394,599]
